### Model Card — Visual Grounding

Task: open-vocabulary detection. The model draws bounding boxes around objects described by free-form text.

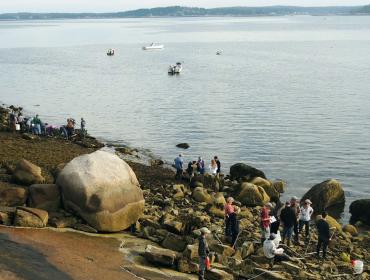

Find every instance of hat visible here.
[291,196,298,201]
[227,197,234,203]
[265,203,273,208]
[200,227,211,234]
[305,199,312,204]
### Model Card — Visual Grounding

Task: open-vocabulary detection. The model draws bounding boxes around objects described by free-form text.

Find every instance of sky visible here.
[1,0,369,13]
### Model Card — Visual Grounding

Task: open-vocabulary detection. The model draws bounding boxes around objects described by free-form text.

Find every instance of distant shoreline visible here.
[0,5,369,21]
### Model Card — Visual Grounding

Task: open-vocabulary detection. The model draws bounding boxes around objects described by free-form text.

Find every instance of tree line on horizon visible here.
[1,5,370,20]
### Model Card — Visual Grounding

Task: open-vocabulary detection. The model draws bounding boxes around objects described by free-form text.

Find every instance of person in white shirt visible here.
[209,159,218,175]
[263,234,290,263]
[299,199,314,240]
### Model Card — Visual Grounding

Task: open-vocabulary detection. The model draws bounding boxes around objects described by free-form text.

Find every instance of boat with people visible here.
[142,43,164,50]
[168,62,182,75]
[107,49,115,56]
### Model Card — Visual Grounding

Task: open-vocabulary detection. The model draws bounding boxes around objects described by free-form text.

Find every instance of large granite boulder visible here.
[28,184,61,212]
[251,177,280,202]
[301,179,345,214]
[237,183,270,206]
[13,159,44,186]
[56,151,144,232]
[192,187,213,204]
[230,163,266,180]
[349,199,370,226]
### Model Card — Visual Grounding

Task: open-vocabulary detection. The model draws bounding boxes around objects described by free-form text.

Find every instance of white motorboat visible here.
[168,62,182,75]
[142,43,164,50]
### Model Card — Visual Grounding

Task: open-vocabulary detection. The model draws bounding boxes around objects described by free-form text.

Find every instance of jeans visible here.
[199,256,206,279]
[261,225,270,242]
[175,168,182,180]
[299,220,310,237]
[293,219,299,242]
[317,237,329,258]
[282,226,293,240]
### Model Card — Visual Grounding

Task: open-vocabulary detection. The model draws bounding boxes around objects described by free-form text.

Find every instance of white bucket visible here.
[353,260,364,275]
[15,124,20,131]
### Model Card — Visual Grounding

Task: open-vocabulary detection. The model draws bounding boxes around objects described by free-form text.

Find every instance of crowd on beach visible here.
[174,155,334,279]
[6,106,86,140]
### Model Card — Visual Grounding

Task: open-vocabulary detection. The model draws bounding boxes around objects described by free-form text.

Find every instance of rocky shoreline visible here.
[0,104,369,280]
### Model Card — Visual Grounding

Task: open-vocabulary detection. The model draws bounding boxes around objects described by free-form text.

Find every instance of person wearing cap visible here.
[299,199,314,240]
[290,196,300,244]
[174,154,184,180]
[279,201,296,247]
[198,227,210,280]
[260,203,272,243]
[316,211,331,259]
[263,233,290,263]
[224,197,239,247]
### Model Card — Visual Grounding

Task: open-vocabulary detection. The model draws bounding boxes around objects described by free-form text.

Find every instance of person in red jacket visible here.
[260,202,272,243]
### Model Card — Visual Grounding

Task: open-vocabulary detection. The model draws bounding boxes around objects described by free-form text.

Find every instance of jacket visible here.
[198,235,209,257]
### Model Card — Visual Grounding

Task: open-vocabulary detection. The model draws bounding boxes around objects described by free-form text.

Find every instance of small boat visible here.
[143,43,164,50]
[168,62,182,75]
[107,49,115,56]
[216,51,222,55]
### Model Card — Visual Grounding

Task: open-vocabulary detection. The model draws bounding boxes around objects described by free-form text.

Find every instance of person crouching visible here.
[263,233,291,264]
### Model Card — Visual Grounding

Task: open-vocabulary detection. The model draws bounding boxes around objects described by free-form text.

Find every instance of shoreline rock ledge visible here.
[56,150,145,232]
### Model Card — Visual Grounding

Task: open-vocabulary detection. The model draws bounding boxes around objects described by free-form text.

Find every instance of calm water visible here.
[1,16,370,218]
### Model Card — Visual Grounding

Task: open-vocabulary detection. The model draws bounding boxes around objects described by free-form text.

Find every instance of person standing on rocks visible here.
[174,154,184,180]
[209,159,218,176]
[214,156,221,175]
[80,117,86,138]
[299,199,314,241]
[316,211,331,260]
[198,227,210,280]
[197,156,205,175]
[224,197,239,246]
[260,203,272,243]
[290,196,300,244]
[32,114,42,135]
[280,201,296,247]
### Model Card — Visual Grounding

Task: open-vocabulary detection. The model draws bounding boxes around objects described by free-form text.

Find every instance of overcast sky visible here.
[1,0,369,13]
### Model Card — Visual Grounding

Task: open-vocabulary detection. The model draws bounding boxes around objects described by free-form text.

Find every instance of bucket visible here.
[15,124,20,131]
[353,260,364,275]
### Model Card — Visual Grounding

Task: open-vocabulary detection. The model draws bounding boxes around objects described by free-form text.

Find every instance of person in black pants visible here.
[214,156,221,174]
[316,211,331,259]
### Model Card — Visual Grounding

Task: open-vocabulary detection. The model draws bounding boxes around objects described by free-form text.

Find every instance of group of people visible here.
[7,110,87,140]
[260,198,333,262]
[174,154,221,181]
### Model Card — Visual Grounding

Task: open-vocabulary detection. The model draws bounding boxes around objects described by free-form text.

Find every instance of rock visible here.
[349,199,370,226]
[163,216,183,234]
[50,216,78,228]
[21,133,37,140]
[213,193,226,207]
[253,268,291,280]
[150,159,164,166]
[183,244,198,260]
[176,143,190,149]
[301,179,345,214]
[56,151,144,232]
[13,159,45,186]
[177,258,198,273]
[241,241,254,259]
[14,207,48,228]
[208,206,225,218]
[28,184,61,212]
[0,186,27,207]
[238,208,254,221]
[116,146,137,156]
[230,163,266,180]
[272,180,286,193]
[237,183,270,206]
[73,223,98,233]
[210,244,235,257]
[343,224,358,236]
[162,232,187,252]
[205,268,233,280]
[192,187,213,203]
[0,211,12,225]
[251,177,279,203]
[144,244,177,267]
[316,215,341,231]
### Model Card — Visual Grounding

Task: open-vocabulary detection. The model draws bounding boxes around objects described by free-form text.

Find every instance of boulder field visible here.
[0,135,369,279]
